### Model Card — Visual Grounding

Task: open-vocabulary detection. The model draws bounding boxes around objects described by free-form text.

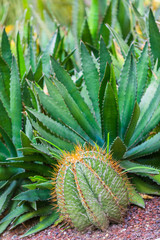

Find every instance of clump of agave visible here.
[27,11,160,217]
[52,146,129,231]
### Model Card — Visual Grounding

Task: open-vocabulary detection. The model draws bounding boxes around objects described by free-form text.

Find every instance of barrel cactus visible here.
[52,146,129,231]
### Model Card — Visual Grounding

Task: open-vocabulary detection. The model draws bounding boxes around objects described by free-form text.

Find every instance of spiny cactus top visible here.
[52,146,129,231]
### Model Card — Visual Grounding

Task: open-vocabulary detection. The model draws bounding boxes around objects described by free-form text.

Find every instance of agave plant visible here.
[27,20,160,210]
[0,26,75,235]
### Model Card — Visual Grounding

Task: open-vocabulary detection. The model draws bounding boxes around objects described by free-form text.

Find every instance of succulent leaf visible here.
[50,56,101,139]
[13,189,51,202]
[121,55,137,139]
[125,132,160,159]
[105,24,129,57]
[118,44,134,129]
[136,42,148,103]
[99,2,112,47]
[22,211,59,237]
[0,56,11,115]
[111,137,126,160]
[124,102,140,146]
[81,19,93,46]
[131,175,160,195]
[99,37,112,82]
[1,28,12,67]
[10,205,52,229]
[81,42,100,124]
[149,9,160,68]
[102,82,119,145]
[16,32,26,79]
[129,70,160,146]
[10,56,22,150]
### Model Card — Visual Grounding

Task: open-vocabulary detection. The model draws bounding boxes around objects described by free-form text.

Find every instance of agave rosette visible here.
[27,29,160,210]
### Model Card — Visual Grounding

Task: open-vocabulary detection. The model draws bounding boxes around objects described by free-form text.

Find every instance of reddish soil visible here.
[1,196,160,240]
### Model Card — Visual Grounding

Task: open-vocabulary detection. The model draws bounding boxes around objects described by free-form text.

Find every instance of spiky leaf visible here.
[149,9,160,68]
[10,56,22,149]
[102,83,118,145]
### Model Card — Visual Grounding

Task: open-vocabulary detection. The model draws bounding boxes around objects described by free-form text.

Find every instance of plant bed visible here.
[1,196,160,240]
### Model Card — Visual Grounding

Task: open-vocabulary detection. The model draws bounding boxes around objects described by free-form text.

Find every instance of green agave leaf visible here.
[117,0,130,39]
[136,42,148,103]
[10,205,52,229]
[127,183,145,208]
[0,184,18,215]
[29,175,48,183]
[135,152,160,169]
[18,146,51,157]
[111,137,126,160]
[0,220,11,234]
[23,181,52,190]
[131,4,146,36]
[28,24,36,72]
[25,115,34,140]
[99,63,110,114]
[22,211,59,237]
[10,56,22,149]
[27,85,39,111]
[16,32,26,79]
[143,172,160,185]
[20,131,32,148]
[0,200,18,234]
[42,30,60,77]
[88,0,99,43]
[129,71,160,146]
[0,56,11,115]
[0,181,17,212]
[26,67,34,81]
[0,127,17,157]
[36,84,90,143]
[7,155,48,163]
[125,132,160,159]
[120,160,159,174]
[99,2,112,46]
[30,118,75,151]
[1,28,12,67]
[13,189,51,202]
[99,37,112,82]
[124,102,140,146]
[102,82,118,145]
[62,49,76,67]
[131,175,160,195]
[0,139,10,157]
[121,55,137,139]
[8,171,37,181]
[118,44,134,129]
[149,9,160,69]
[53,78,102,146]
[1,161,52,177]
[0,99,12,138]
[81,42,100,124]
[81,18,93,46]
[0,204,30,224]
[34,57,43,82]
[137,107,160,145]
[26,107,84,145]
[50,56,102,141]
[85,42,99,58]
[0,166,18,181]
[105,24,129,57]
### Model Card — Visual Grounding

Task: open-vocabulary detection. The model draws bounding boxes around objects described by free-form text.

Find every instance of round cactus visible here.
[52,146,129,231]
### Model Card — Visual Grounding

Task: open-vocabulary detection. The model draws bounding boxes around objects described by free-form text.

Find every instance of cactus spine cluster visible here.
[52,146,129,231]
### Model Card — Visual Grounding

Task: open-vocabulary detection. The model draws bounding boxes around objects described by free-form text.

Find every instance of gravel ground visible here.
[1,196,160,240]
